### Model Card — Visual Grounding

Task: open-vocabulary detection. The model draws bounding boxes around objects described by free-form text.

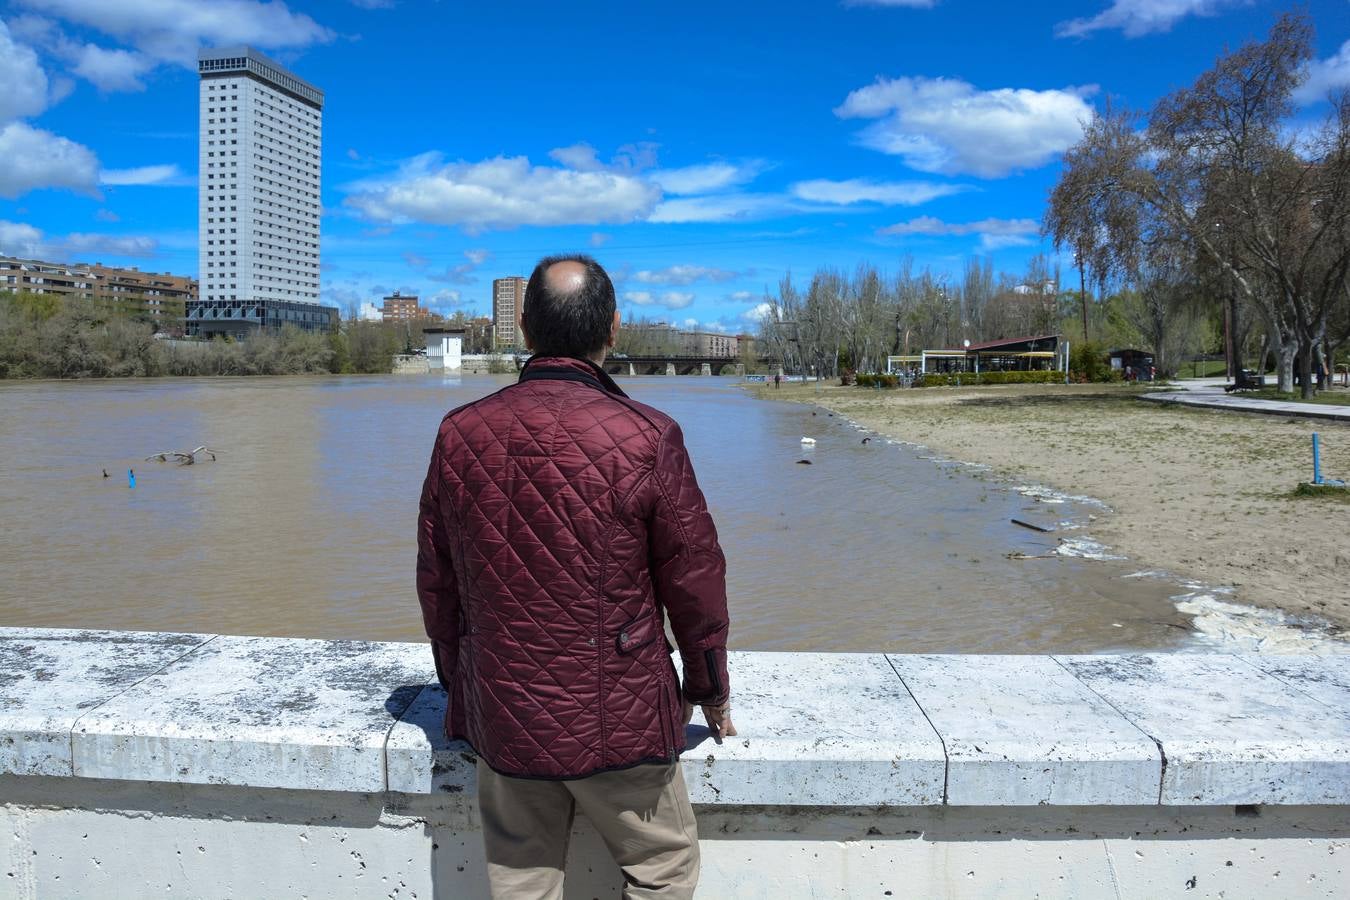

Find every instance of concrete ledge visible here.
[3,628,1350,807]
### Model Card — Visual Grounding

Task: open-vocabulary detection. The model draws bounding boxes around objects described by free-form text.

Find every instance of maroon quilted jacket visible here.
[416,356,730,779]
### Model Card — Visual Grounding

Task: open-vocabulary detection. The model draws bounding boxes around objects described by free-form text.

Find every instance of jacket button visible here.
[620,632,629,643]
[587,637,596,646]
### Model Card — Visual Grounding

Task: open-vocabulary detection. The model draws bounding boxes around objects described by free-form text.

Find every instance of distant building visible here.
[492,276,527,349]
[357,301,382,322]
[683,331,739,358]
[1,255,197,326]
[381,292,424,322]
[425,327,465,371]
[188,46,334,337]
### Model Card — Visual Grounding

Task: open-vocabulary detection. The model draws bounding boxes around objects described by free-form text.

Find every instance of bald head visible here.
[521,254,617,360]
[544,260,588,297]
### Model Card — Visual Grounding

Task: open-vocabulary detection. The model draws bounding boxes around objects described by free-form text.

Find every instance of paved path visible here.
[1141,377,1350,423]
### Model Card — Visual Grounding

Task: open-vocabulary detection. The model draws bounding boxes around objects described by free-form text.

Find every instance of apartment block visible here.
[492,276,527,349]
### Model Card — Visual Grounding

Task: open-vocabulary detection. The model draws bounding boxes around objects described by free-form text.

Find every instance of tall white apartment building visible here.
[189,47,334,336]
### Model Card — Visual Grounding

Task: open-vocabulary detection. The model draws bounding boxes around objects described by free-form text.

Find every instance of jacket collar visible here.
[518,355,629,398]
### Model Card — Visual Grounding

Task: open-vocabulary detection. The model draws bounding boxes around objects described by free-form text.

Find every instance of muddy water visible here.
[0,375,1195,652]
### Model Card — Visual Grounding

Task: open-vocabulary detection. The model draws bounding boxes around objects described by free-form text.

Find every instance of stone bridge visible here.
[601,356,777,376]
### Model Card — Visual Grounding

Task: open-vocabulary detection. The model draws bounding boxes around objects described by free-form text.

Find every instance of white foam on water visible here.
[1054,537,1126,561]
[1016,484,1110,510]
[1173,586,1348,653]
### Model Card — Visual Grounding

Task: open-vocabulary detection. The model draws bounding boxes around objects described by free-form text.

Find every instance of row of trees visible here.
[1045,13,1349,397]
[0,292,489,378]
[754,254,1201,379]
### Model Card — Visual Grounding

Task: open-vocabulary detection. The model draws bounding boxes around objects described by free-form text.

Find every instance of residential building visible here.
[492,276,527,349]
[1,255,197,327]
[684,331,740,358]
[381,292,424,322]
[188,46,335,337]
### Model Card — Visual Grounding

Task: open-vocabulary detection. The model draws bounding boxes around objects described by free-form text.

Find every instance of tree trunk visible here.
[1277,338,1297,393]
[1297,340,1316,399]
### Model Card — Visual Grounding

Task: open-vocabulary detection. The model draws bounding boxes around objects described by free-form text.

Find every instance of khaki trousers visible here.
[476,758,700,899]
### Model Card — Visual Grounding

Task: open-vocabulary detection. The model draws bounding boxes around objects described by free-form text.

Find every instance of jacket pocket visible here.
[615,614,659,655]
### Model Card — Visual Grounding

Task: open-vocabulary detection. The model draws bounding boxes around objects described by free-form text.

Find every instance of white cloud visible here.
[835,76,1097,178]
[1055,0,1247,39]
[548,143,603,171]
[345,154,661,229]
[590,232,611,247]
[15,0,334,66]
[634,265,738,286]
[95,208,120,222]
[464,248,491,265]
[661,292,695,309]
[0,122,100,198]
[427,289,468,308]
[0,221,46,256]
[0,20,50,121]
[350,0,396,8]
[402,251,429,268]
[1295,39,1350,106]
[648,161,764,195]
[728,290,756,302]
[790,178,972,205]
[740,302,776,324]
[0,218,156,258]
[99,163,187,186]
[61,231,157,256]
[648,193,794,224]
[878,216,1041,250]
[622,290,695,310]
[70,43,154,92]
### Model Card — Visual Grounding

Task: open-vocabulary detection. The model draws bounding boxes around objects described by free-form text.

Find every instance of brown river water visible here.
[0,375,1198,652]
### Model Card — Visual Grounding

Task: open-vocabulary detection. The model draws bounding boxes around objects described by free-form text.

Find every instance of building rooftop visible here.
[198,46,323,109]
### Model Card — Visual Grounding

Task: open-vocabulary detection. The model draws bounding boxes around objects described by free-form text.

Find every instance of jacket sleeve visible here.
[416,436,461,689]
[648,421,730,705]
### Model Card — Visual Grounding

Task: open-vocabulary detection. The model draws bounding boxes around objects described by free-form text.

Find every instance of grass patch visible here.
[1290,482,1350,502]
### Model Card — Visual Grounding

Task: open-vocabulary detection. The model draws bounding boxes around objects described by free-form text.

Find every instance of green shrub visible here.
[855,373,899,388]
[1069,341,1117,383]
[915,370,1064,387]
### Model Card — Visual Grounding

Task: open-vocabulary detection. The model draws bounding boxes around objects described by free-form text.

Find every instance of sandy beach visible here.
[756,381,1350,642]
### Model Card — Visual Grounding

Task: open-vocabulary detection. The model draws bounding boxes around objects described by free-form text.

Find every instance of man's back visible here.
[417,255,730,899]
[418,356,729,779]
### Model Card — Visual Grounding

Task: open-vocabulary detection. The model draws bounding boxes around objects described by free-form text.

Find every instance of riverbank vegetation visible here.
[760,379,1350,640]
[756,14,1349,395]
[0,291,479,378]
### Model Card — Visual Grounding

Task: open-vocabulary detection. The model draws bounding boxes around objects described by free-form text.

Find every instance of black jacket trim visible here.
[517,356,629,398]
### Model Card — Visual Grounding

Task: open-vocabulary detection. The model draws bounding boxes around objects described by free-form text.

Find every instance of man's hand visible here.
[683,699,738,744]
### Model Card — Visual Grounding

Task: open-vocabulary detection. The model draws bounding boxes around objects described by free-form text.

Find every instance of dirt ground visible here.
[755,380,1350,637]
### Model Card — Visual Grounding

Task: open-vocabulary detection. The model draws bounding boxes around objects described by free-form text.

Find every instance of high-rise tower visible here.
[492,276,527,350]
[188,47,335,336]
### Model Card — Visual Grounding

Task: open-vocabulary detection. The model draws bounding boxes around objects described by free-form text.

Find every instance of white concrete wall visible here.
[2,628,1348,898]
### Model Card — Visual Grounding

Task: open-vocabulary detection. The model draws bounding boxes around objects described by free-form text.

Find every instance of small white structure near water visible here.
[425,327,464,372]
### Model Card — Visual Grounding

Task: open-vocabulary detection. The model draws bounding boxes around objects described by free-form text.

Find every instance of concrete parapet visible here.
[3,627,1349,898]
[700,362,712,376]
[665,362,676,376]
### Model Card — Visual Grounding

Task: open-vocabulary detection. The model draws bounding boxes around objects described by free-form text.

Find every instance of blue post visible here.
[1312,433,1321,485]
[128,468,136,489]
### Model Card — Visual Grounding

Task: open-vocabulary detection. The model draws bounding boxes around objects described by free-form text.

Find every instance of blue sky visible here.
[1,0,1347,332]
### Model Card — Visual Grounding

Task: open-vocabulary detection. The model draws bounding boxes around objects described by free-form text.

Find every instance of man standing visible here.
[417,254,734,899]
